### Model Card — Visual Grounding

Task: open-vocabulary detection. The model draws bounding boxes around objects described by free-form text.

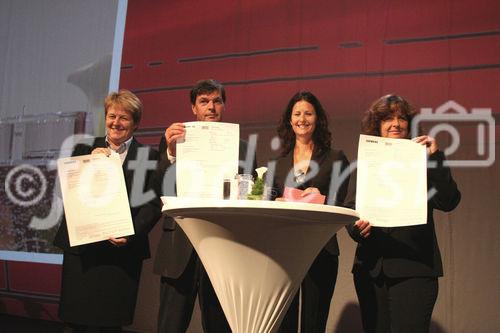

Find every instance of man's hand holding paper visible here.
[176,121,239,199]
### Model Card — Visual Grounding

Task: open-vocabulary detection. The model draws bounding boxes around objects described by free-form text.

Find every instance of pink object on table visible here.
[283,187,326,204]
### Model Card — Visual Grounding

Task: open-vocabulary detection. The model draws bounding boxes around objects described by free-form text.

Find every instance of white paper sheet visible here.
[176,122,239,198]
[57,153,134,246]
[356,134,427,227]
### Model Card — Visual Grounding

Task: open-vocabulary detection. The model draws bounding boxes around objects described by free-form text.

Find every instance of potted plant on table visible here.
[247,167,268,200]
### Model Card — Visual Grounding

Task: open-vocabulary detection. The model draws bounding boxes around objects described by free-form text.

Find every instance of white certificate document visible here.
[356,134,427,227]
[57,153,134,246]
[176,122,239,198]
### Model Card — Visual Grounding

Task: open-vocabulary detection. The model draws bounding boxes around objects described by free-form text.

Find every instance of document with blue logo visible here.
[356,134,427,227]
[57,153,134,246]
[176,122,239,199]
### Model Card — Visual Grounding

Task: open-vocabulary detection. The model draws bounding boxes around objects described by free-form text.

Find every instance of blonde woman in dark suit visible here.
[54,90,160,332]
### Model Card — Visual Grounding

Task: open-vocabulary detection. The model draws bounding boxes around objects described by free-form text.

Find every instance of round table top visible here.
[161,196,359,224]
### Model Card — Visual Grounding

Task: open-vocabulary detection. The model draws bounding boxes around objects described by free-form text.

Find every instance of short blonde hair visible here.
[104,89,143,124]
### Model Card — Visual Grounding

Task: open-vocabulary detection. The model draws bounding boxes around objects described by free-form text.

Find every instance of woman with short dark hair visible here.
[347,94,461,333]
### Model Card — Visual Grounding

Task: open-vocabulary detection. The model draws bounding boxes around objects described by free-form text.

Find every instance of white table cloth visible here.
[161,197,358,333]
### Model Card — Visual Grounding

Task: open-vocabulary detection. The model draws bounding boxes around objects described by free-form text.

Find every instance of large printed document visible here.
[177,122,239,198]
[57,153,134,246]
[356,134,427,227]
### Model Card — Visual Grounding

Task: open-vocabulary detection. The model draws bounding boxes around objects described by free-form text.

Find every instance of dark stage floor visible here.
[0,314,63,332]
[0,314,138,332]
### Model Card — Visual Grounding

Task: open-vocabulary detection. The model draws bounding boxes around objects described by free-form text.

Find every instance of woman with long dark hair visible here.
[273,91,351,332]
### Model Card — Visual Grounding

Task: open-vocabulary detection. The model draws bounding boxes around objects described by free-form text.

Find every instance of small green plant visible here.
[250,177,264,195]
[247,167,267,200]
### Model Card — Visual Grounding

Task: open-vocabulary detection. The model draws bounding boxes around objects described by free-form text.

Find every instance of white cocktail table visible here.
[161,197,358,333]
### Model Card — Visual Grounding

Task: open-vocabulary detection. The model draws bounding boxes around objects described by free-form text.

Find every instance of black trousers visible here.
[354,271,438,333]
[278,250,339,333]
[157,251,231,333]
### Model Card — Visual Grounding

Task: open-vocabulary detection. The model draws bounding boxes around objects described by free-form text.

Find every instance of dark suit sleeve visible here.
[343,169,356,210]
[251,142,258,178]
[132,131,183,236]
[154,157,178,231]
[427,151,461,212]
[331,150,350,206]
[158,134,167,157]
[132,147,163,236]
[334,156,367,243]
[152,135,178,232]
[344,168,373,243]
[238,139,258,178]
[270,157,284,200]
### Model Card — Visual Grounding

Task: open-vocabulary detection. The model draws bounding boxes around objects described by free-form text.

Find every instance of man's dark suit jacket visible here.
[54,137,160,259]
[346,150,461,277]
[271,148,350,255]
[153,138,257,278]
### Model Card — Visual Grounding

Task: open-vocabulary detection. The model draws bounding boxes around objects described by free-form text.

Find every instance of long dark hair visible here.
[277,91,332,156]
[361,94,419,137]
